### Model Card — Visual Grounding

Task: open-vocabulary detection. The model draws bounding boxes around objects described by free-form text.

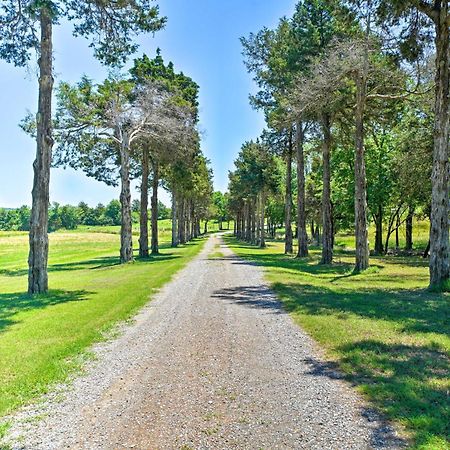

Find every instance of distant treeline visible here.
[0,200,171,232]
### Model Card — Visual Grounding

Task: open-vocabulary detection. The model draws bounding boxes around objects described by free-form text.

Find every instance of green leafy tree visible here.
[212,192,228,230]
[105,200,122,226]
[60,205,79,230]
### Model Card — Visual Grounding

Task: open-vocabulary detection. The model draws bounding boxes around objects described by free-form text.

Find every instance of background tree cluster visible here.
[231,0,449,290]
[0,199,174,233]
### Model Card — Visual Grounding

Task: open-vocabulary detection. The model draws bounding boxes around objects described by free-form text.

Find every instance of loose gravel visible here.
[3,234,404,449]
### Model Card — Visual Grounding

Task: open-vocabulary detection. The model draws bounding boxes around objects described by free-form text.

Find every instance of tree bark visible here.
[251,201,256,244]
[296,121,309,257]
[354,68,369,271]
[374,204,384,255]
[151,161,159,254]
[171,191,178,247]
[186,200,191,242]
[179,198,186,244]
[424,239,431,259]
[395,213,400,250]
[119,134,133,263]
[260,192,266,248]
[405,206,414,251]
[139,149,149,258]
[28,8,53,294]
[285,129,294,254]
[321,113,333,265]
[429,1,450,288]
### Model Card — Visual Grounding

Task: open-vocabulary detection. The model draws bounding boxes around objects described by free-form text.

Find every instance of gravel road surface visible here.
[4,234,403,449]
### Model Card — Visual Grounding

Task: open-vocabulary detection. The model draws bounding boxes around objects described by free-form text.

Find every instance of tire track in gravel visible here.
[5,234,404,450]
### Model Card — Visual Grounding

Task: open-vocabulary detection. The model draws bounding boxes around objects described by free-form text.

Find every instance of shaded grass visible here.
[226,236,450,450]
[0,227,205,418]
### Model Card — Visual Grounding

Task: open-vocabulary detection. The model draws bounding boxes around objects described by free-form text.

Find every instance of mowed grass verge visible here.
[0,228,205,419]
[225,236,449,450]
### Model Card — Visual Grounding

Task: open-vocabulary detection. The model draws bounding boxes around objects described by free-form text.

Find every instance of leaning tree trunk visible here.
[321,113,333,265]
[119,134,133,263]
[296,120,309,257]
[28,8,53,294]
[429,1,450,289]
[151,161,159,254]
[285,130,294,254]
[139,149,149,258]
[354,69,369,272]
[405,205,414,251]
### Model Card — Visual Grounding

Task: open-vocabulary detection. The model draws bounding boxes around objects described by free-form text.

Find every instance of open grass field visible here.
[76,219,229,237]
[0,225,206,423]
[226,234,449,450]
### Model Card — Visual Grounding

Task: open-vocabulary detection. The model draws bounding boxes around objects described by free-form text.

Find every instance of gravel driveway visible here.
[4,234,403,449]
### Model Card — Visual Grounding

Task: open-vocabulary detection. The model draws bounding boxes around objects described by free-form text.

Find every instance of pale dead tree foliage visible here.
[131,83,198,257]
[55,78,196,262]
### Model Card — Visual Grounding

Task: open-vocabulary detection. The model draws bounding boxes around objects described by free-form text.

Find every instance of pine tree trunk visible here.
[191,206,196,239]
[186,200,191,242]
[424,239,431,259]
[179,198,186,244]
[395,213,400,250]
[321,113,333,264]
[171,191,178,247]
[251,201,257,244]
[374,205,384,255]
[151,162,159,254]
[256,193,261,245]
[28,8,53,294]
[405,206,414,251]
[354,69,369,271]
[119,134,133,263]
[260,193,266,248]
[241,207,245,240]
[296,121,309,257]
[285,130,294,254]
[139,149,149,258]
[429,1,450,289]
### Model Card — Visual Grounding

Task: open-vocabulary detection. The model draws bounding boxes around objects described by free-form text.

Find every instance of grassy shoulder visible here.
[0,227,205,419]
[225,236,449,450]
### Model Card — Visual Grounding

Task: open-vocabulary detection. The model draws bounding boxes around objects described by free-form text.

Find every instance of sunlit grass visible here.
[226,235,449,450]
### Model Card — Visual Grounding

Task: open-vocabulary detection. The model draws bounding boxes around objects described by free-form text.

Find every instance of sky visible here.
[0,0,295,208]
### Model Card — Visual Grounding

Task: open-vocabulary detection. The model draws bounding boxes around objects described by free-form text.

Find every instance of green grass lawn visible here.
[0,226,205,420]
[226,236,449,450]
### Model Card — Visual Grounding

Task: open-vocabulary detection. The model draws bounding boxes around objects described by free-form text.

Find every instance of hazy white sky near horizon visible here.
[0,0,295,208]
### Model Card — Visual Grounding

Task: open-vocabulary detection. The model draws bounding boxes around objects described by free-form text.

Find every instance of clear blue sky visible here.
[0,0,295,208]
